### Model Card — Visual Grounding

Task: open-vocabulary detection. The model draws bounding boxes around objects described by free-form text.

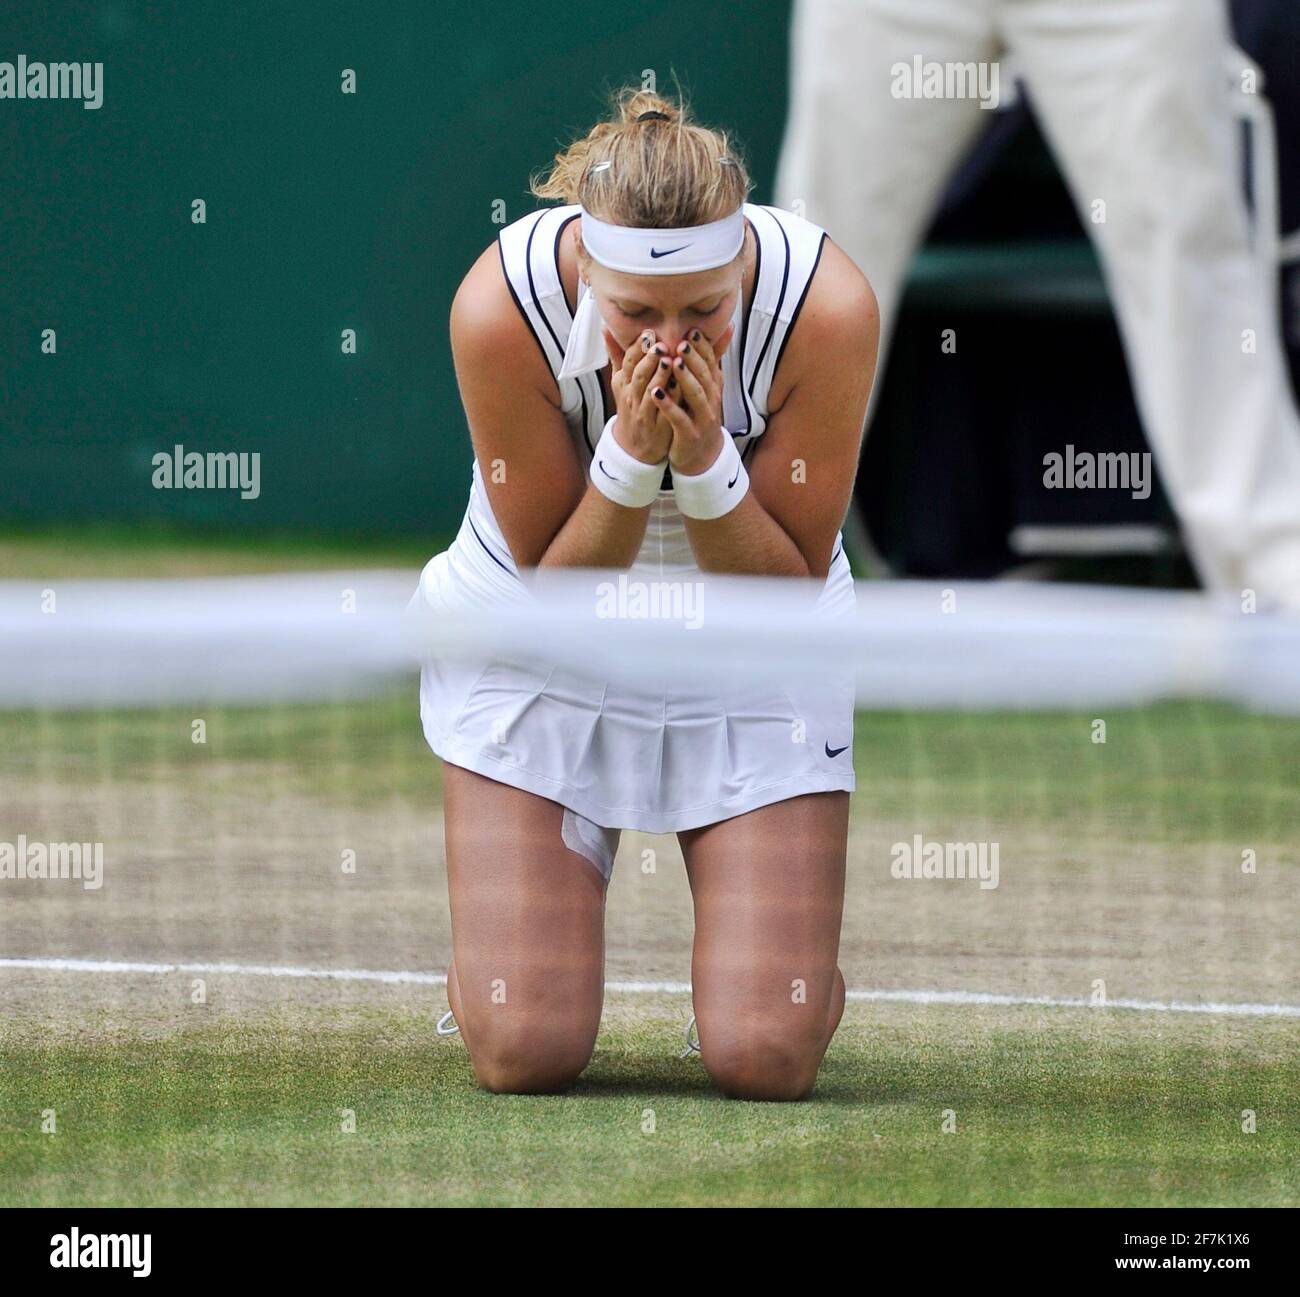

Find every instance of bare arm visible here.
[538,483,651,570]
[664,240,880,578]
[449,247,667,570]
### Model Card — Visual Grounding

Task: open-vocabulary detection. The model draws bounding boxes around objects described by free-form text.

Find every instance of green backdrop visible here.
[1,0,794,537]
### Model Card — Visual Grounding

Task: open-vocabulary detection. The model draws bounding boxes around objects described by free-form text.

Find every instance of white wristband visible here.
[671,430,749,520]
[590,416,667,509]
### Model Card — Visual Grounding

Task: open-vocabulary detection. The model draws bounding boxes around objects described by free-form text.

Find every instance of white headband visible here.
[578,204,746,276]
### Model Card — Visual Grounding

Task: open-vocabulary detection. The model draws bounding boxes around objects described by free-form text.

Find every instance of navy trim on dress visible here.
[551,210,601,454]
[523,212,566,363]
[468,514,517,576]
[734,213,761,437]
[553,212,580,315]
[497,233,552,375]
[772,230,827,384]
[749,208,791,402]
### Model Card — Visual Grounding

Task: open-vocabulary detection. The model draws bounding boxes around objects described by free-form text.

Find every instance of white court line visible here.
[0,957,445,985]
[2,956,1299,1019]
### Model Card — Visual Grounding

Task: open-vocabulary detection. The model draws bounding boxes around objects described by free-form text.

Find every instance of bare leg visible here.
[678,791,850,1101]
[442,762,608,1093]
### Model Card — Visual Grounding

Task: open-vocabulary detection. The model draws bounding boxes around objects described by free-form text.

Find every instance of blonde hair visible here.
[529,84,752,231]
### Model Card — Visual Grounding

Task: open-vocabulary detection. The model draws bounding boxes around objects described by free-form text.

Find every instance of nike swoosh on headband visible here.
[649,244,691,258]
[727,468,741,488]
[825,742,849,758]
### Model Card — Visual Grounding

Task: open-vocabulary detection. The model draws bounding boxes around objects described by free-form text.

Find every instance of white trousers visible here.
[776,0,1300,605]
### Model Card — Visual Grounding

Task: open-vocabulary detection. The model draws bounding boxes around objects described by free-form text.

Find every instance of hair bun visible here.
[635,110,671,123]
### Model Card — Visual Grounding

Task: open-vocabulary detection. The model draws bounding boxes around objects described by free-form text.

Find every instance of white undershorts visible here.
[560,808,623,880]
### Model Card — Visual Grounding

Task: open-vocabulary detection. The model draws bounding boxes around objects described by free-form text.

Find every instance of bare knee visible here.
[701,1024,824,1102]
[467,1025,595,1095]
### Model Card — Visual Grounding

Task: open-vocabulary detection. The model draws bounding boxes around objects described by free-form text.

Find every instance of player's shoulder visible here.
[450,220,560,401]
[769,230,879,407]
[451,240,515,340]
[799,234,878,347]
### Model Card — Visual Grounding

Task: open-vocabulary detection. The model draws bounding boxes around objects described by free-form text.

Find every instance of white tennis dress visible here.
[414,202,856,835]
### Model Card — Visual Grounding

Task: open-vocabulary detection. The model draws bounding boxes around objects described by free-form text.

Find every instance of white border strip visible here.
[2,957,1298,1019]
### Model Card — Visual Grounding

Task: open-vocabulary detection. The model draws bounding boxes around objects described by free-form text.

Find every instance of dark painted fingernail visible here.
[654,345,666,355]
[691,330,702,342]
[653,387,665,399]
[668,377,677,389]
[674,357,684,368]
[659,359,667,369]
[681,343,691,353]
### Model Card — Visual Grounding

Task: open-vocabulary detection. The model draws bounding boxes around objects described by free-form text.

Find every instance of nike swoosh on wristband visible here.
[825,743,849,758]
[649,244,690,258]
[598,459,626,485]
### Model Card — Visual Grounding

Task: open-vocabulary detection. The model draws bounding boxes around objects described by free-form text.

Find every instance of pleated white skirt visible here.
[414,509,856,834]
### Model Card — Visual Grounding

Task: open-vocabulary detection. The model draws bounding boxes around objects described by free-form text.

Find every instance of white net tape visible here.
[3,570,1298,713]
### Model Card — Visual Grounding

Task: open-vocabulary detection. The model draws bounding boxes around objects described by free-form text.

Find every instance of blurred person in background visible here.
[777,0,1300,608]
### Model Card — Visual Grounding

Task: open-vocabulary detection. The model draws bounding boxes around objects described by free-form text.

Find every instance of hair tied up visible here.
[529,83,752,223]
